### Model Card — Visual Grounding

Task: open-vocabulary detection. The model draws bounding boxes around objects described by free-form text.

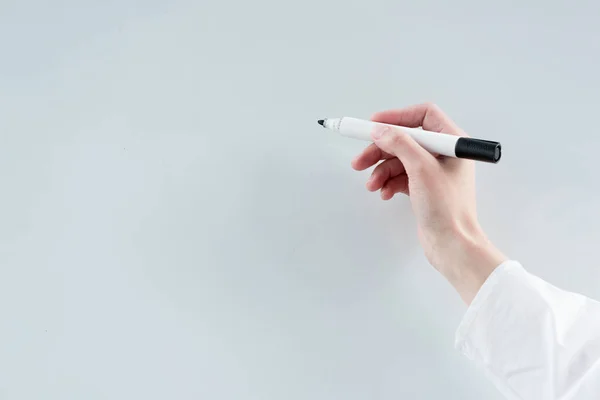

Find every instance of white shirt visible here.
[456,261,600,399]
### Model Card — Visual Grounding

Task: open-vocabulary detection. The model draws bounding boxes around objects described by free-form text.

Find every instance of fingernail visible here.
[371,125,389,140]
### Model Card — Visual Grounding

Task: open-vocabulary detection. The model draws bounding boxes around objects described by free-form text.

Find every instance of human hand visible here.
[351,103,506,304]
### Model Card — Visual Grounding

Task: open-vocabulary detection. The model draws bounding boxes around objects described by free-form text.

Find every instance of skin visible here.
[351,103,507,304]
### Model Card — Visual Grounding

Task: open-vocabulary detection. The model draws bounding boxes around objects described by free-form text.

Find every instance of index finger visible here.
[371,103,464,136]
[351,143,394,171]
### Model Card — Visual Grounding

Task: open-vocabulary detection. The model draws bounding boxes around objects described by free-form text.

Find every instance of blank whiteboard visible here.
[2,1,600,399]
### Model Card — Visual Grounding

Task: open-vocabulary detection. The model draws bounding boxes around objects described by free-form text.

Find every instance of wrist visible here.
[435,226,507,305]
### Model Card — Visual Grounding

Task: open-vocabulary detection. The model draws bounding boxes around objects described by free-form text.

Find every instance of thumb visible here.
[371,124,436,177]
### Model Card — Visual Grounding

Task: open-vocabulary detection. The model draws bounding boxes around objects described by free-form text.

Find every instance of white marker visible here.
[318,117,501,163]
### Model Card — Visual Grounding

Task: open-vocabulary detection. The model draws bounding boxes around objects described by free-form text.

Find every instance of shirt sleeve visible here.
[456,260,600,399]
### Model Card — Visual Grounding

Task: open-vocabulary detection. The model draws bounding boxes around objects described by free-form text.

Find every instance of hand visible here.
[351,103,506,304]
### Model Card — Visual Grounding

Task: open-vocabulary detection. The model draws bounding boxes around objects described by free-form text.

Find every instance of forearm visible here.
[432,225,507,305]
[358,103,600,398]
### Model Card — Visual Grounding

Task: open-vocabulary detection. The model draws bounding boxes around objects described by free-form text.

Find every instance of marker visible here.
[317,117,501,163]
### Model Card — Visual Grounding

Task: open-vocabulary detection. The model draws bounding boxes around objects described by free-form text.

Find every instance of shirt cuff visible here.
[455,259,525,358]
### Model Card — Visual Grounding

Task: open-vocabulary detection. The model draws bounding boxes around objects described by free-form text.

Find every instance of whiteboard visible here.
[1,1,600,399]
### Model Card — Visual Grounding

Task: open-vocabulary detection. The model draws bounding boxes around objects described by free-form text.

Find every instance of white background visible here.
[2,1,600,399]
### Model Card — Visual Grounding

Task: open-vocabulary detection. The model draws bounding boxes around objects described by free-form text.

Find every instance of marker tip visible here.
[317,119,325,126]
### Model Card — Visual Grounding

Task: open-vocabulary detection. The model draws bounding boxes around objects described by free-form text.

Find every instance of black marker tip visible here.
[317,119,324,126]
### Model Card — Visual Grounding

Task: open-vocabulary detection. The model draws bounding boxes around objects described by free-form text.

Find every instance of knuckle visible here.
[389,130,409,145]
[373,162,385,176]
[421,102,460,135]
[424,102,442,114]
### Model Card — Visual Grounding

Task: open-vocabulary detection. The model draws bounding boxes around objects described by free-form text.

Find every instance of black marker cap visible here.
[455,138,501,163]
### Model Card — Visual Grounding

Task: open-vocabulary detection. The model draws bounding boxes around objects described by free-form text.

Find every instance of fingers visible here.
[381,174,409,200]
[371,102,463,136]
[355,103,459,200]
[351,143,394,171]
[353,145,407,200]
[366,158,405,192]
[371,125,436,178]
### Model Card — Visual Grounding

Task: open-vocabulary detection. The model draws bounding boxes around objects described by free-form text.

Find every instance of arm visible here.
[351,103,600,399]
[456,260,600,399]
